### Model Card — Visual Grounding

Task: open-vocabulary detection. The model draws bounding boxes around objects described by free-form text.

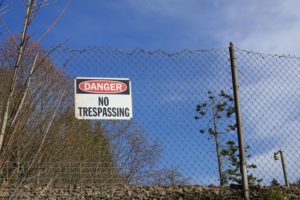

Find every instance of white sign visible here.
[75,77,132,120]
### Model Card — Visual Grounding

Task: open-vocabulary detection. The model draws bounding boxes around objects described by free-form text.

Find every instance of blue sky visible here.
[2,0,300,54]
[1,0,300,185]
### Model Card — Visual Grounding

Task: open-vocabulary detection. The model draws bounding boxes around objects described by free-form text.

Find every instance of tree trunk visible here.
[211,100,224,186]
[214,131,224,186]
[0,0,34,156]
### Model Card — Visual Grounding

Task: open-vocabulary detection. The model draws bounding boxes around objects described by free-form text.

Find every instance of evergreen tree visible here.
[195,90,262,186]
[195,90,235,186]
[221,140,262,186]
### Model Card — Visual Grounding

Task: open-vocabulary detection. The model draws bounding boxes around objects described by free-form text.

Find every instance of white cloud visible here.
[249,146,300,184]
[213,0,300,54]
[127,0,300,54]
[241,74,300,136]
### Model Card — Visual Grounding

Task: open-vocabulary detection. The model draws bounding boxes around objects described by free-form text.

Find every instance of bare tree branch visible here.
[0,16,17,45]
[29,89,66,169]
[8,89,66,199]
[36,0,72,44]
[11,53,39,125]
[0,0,35,154]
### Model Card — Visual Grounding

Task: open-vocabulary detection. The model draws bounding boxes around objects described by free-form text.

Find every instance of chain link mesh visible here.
[235,49,300,184]
[52,46,300,186]
[1,45,299,199]
[52,47,234,185]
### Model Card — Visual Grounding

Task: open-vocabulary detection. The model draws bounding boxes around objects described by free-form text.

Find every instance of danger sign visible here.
[75,77,132,120]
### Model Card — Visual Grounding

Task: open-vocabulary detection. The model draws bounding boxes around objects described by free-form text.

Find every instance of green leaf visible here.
[208,128,216,135]
[196,104,201,111]
[216,104,225,111]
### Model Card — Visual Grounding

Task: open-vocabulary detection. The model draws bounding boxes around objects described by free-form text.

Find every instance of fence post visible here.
[229,42,250,200]
[274,149,289,187]
[280,150,289,187]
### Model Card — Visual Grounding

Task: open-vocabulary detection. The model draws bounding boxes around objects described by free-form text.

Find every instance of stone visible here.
[0,184,297,199]
[0,191,9,198]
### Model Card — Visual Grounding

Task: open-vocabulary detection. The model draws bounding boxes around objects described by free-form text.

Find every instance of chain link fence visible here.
[236,49,300,185]
[53,46,300,185]
[1,44,299,198]
[53,47,234,185]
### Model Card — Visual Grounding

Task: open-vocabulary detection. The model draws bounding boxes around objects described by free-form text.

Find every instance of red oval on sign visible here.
[79,80,127,93]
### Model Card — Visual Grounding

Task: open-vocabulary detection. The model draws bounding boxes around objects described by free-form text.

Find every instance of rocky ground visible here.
[0,184,299,199]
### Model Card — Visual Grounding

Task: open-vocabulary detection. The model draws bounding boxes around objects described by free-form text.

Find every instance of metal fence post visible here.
[280,150,289,187]
[275,149,289,187]
[229,42,250,200]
